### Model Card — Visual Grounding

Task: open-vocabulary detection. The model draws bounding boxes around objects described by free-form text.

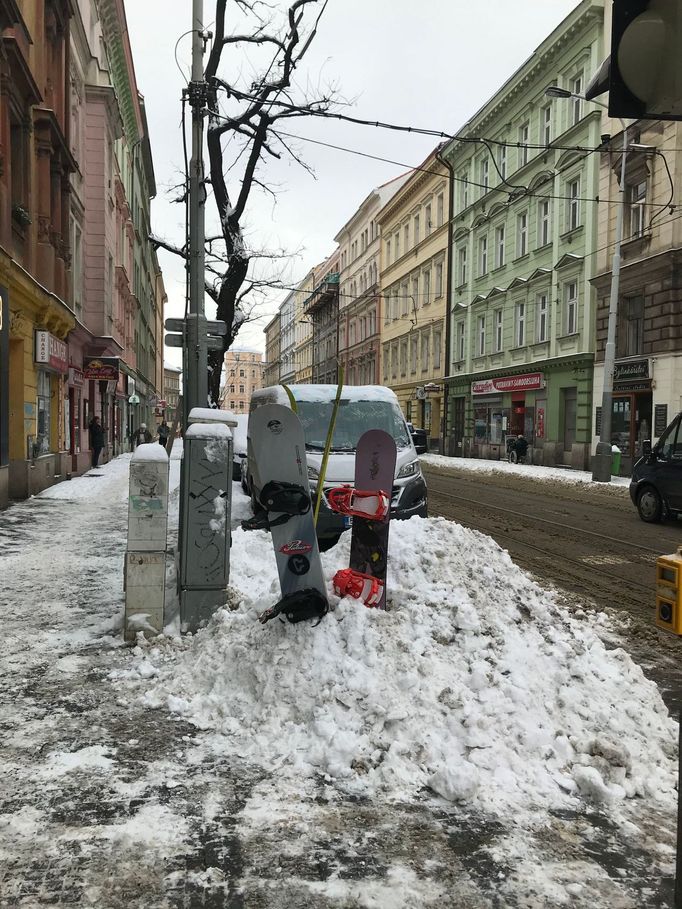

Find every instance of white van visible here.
[245,385,428,544]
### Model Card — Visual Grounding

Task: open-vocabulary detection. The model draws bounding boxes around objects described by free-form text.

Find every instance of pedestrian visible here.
[157,419,170,447]
[515,433,528,463]
[89,416,105,468]
[132,422,152,448]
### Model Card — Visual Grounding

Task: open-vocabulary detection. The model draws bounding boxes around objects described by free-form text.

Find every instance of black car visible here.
[629,411,682,522]
[407,422,428,454]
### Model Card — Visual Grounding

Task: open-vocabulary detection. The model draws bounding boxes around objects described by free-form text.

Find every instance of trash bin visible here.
[611,444,622,476]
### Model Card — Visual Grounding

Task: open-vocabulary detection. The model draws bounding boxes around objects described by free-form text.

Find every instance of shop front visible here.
[446,355,594,469]
[83,356,120,464]
[594,358,653,476]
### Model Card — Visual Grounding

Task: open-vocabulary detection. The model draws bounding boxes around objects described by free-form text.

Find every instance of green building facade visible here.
[443,0,604,469]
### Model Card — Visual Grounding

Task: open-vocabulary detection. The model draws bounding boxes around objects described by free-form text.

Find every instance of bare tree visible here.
[155,0,336,404]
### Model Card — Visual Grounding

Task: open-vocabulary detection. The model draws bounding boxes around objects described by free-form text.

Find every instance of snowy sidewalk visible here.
[0,448,677,908]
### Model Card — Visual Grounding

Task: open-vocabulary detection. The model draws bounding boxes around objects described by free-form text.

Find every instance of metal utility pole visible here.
[186,0,208,420]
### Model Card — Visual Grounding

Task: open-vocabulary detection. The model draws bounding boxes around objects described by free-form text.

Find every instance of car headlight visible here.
[397,459,420,479]
[308,465,319,479]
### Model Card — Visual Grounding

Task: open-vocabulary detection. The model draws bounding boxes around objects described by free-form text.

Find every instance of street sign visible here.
[165,334,184,348]
[206,336,224,350]
[165,318,186,333]
[206,319,228,336]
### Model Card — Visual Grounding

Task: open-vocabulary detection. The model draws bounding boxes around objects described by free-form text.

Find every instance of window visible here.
[495,309,503,352]
[229,384,235,393]
[36,371,51,455]
[400,340,408,376]
[458,246,467,286]
[456,322,465,361]
[480,159,489,194]
[425,203,432,235]
[628,179,647,238]
[518,123,529,167]
[394,231,400,260]
[423,269,431,305]
[536,293,548,342]
[517,211,528,257]
[383,349,389,380]
[477,314,486,356]
[617,296,644,357]
[461,174,469,210]
[571,74,583,125]
[412,275,419,308]
[392,343,398,378]
[435,262,443,298]
[538,199,551,247]
[239,384,245,394]
[72,219,83,317]
[495,225,505,268]
[433,330,442,369]
[239,369,245,377]
[567,178,581,231]
[541,106,552,146]
[369,309,376,335]
[401,283,409,316]
[414,213,420,245]
[421,332,430,371]
[386,239,391,265]
[515,302,526,346]
[410,335,418,373]
[404,222,410,251]
[10,115,28,213]
[239,401,244,410]
[478,235,488,276]
[497,145,507,181]
[437,193,444,227]
[565,281,578,334]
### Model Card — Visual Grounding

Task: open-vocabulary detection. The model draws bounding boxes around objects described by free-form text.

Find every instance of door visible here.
[655,415,682,511]
[562,387,577,452]
[452,396,465,457]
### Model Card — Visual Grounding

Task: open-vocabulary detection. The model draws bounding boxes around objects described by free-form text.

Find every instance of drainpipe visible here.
[436,143,455,455]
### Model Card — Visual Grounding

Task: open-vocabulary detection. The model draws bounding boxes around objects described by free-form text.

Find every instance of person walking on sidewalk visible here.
[132,423,152,448]
[157,419,170,447]
[89,416,105,468]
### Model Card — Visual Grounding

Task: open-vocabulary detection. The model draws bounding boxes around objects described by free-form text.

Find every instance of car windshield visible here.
[297,399,411,451]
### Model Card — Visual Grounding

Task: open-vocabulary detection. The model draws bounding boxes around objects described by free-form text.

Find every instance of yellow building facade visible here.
[294,267,316,384]
[376,149,450,447]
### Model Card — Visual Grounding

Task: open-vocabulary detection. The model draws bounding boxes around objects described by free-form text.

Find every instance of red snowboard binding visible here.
[327,486,390,521]
[333,568,384,608]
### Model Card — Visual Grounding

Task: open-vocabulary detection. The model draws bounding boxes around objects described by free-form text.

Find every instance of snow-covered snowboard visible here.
[328,429,397,609]
[248,403,328,625]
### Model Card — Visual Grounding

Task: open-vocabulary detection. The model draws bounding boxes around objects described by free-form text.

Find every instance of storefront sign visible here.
[655,404,669,437]
[35,330,68,373]
[614,359,648,382]
[68,366,84,387]
[471,372,544,396]
[83,356,119,381]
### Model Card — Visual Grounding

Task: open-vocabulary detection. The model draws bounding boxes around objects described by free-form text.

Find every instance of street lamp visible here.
[544,86,628,482]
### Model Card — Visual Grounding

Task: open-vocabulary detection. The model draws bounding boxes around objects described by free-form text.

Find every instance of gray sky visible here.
[125,0,582,367]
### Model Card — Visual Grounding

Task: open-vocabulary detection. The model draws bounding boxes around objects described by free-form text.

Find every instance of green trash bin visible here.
[611,445,622,476]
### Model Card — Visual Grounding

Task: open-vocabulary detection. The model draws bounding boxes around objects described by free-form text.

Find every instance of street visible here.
[0,451,678,908]
[424,459,682,715]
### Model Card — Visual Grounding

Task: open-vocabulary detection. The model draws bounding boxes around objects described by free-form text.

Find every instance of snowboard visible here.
[329,429,397,609]
[247,403,328,625]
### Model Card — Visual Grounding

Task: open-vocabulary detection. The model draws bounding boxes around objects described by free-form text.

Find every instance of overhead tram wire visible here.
[208,110,677,212]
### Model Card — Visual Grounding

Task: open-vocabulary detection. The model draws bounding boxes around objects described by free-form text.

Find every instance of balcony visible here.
[304,272,340,315]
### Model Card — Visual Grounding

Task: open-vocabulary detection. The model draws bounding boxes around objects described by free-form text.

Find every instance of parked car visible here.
[407,422,428,454]
[629,411,682,522]
[243,385,428,546]
[231,413,248,481]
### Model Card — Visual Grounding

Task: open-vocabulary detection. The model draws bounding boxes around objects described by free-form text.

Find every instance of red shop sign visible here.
[471,372,544,396]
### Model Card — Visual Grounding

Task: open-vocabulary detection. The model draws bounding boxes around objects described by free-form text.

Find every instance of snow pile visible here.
[421,453,632,490]
[119,517,677,821]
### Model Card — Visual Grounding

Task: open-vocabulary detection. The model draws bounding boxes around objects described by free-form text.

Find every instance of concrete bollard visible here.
[124,442,169,641]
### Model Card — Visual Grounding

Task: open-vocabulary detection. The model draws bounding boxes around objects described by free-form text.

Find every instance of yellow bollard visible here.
[656,545,682,635]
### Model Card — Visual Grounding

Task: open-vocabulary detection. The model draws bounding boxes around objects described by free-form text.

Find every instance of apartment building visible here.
[263,310,281,387]
[377,148,449,447]
[220,350,264,413]
[443,0,604,469]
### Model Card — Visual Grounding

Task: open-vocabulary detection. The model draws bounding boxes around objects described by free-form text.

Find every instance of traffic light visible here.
[586,1,682,120]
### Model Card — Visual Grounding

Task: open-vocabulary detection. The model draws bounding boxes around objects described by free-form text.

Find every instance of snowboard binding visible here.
[259,480,311,528]
[333,568,384,608]
[327,486,391,522]
[259,588,329,626]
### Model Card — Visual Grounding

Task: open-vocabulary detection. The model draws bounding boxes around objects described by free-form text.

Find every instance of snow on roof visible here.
[131,442,168,462]
[123,515,676,825]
